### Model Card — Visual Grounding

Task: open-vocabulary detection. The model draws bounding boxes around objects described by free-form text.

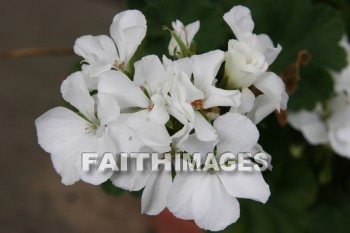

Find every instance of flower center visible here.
[113,60,125,70]
[191,100,204,110]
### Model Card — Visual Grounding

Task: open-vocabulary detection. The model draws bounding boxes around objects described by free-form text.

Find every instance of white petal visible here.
[97,93,120,126]
[192,173,240,231]
[288,110,328,145]
[149,94,170,124]
[61,72,96,121]
[176,71,204,103]
[110,157,151,191]
[141,166,172,215]
[250,144,273,171]
[215,113,259,154]
[178,134,217,163]
[134,55,167,94]
[163,56,193,78]
[76,132,116,185]
[193,111,217,141]
[230,87,255,114]
[35,107,96,185]
[204,86,241,109]
[98,70,149,109]
[329,125,350,158]
[223,6,254,42]
[171,123,193,150]
[185,20,200,46]
[192,50,225,91]
[218,167,270,203]
[247,94,276,124]
[254,34,282,65]
[108,113,145,152]
[110,10,147,65]
[254,72,286,111]
[128,113,171,153]
[167,172,199,220]
[74,35,117,69]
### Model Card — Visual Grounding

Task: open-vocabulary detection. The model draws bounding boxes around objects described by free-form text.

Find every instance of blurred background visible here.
[1,0,350,233]
[0,0,153,232]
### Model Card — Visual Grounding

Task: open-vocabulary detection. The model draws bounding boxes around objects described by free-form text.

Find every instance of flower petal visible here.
[35,107,96,185]
[192,50,225,92]
[128,112,171,153]
[247,94,276,124]
[97,93,120,126]
[193,111,217,141]
[223,5,254,42]
[288,110,328,145]
[254,34,282,65]
[74,35,117,69]
[178,134,217,163]
[230,87,255,114]
[254,72,287,111]
[61,72,96,121]
[192,173,240,231]
[141,166,172,215]
[215,112,259,154]
[218,166,270,203]
[110,157,151,191]
[185,20,200,46]
[204,86,241,109]
[134,55,167,94]
[108,113,145,152]
[110,10,147,66]
[98,70,149,109]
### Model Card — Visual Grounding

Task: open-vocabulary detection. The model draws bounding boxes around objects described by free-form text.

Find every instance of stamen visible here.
[191,100,204,110]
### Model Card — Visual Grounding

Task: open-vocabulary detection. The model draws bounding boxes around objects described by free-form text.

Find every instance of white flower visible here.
[288,94,350,158]
[223,6,287,124]
[35,72,122,185]
[192,50,241,108]
[168,20,200,57]
[98,67,171,153]
[167,113,270,231]
[74,10,147,90]
[171,50,242,152]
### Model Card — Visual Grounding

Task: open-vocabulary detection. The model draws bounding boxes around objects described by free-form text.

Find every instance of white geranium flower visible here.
[224,6,287,124]
[162,56,219,143]
[98,67,171,153]
[74,10,147,90]
[168,113,270,231]
[168,20,200,57]
[171,50,242,152]
[288,94,350,158]
[192,50,241,108]
[35,72,121,185]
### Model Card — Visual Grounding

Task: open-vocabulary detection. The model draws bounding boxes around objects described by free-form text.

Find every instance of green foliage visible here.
[288,66,334,111]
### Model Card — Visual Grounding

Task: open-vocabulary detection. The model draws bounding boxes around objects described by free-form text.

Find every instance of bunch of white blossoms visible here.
[35,6,287,231]
[288,36,350,159]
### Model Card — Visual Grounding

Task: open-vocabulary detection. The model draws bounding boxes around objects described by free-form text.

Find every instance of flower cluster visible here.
[288,36,350,158]
[35,6,287,231]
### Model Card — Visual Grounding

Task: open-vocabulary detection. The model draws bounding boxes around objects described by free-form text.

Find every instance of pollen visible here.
[191,100,203,110]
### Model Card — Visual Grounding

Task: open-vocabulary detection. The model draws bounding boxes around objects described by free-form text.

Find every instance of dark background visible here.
[0,0,152,232]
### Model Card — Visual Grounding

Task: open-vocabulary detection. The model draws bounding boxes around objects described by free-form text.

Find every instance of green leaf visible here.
[288,66,334,111]
[101,180,125,196]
